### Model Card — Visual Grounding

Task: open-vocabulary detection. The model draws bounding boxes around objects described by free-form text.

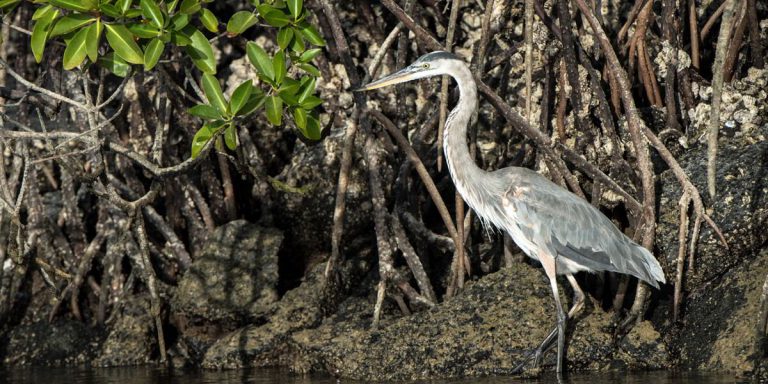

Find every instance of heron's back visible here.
[486,167,665,288]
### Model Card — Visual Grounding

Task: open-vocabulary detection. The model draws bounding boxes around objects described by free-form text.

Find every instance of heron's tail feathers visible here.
[630,245,666,289]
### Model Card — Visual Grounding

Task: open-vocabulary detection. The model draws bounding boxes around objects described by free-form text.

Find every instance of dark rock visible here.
[273,135,373,273]
[1,320,97,365]
[201,256,373,369]
[283,263,669,380]
[653,69,768,375]
[615,321,669,370]
[171,220,282,324]
[93,298,155,367]
[674,248,768,374]
[170,221,282,363]
[656,124,768,288]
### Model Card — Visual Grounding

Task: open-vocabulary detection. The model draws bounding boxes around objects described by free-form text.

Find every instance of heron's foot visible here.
[512,328,559,374]
[615,311,641,337]
[511,345,549,374]
[511,362,542,378]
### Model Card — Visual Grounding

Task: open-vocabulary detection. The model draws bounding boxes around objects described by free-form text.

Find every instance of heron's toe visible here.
[512,347,545,374]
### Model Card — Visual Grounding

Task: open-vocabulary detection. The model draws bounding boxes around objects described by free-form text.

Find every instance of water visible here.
[0,367,746,384]
[0,367,332,384]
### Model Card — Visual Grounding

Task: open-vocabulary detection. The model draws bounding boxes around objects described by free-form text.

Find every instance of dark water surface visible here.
[0,367,746,384]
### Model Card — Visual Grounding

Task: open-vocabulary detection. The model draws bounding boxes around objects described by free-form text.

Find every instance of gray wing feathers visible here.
[501,168,666,287]
[551,198,665,288]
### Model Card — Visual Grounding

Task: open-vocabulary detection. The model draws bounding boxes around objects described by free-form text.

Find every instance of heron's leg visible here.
[537,252,567,377]
[514,273,583,375]
[534,274,586,355]
[565,274,585,317]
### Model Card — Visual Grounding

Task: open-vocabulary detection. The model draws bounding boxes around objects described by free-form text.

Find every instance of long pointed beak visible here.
[355,67,423,91]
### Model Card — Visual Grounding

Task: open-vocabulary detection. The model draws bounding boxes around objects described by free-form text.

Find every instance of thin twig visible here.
[557,0,590,132]
[673,190,691,322]
[30,145,98,164]
[133,215,167,364]
[365,133,395,328]
[486,42,522,71]
[707,0,737,199]
[108,177,192,269]
[13,148,31,217]
[630,0,661,106]
[369,110,461,248]
[700,0,727,41]
[688,211,703,272]
[524,0,534,123]
[745,0,764,68]
[662,0,682,132]
[66,229,107,321]
[618,0,647,42]
[534,0,561,38]
[391,213,437,304]
[555,59,567,139]
[395,0,414,126]
[0,58,88,110]
[400,210,455,252]
[395,279,436,308]
[217,152,236,220]
[186,183,215,231]
[472,0,496,74]
[723,0,748,82]
[689,0,701,69]
[366,23,404,81]
[1,124,214,179]
[96,76,129,109]
[319,0,371,279]
[451,188,466,293]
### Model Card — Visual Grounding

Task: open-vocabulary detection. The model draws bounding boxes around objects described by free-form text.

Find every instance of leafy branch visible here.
[1,0,326,154]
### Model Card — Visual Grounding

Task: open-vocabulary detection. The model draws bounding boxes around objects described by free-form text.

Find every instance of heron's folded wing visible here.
[502,176,628,272]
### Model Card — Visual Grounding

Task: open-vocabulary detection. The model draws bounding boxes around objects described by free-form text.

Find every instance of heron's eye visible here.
[421,63,430,69]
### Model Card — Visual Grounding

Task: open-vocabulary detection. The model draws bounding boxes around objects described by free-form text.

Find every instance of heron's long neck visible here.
[443,67,487,206]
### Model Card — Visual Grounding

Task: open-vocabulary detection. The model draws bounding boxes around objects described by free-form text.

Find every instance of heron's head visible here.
[356,51,464,91]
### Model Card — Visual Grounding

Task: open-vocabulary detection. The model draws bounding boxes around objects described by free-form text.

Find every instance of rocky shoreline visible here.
[3,120,765,380]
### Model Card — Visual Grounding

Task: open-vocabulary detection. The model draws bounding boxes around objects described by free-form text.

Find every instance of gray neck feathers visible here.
[442,62,491,218]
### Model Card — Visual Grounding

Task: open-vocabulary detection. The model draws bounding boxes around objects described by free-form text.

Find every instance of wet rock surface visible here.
[170,221,283,363]
[656,106,768,288]
[273,134,373,272]
[171,220,282,324]
[282,263,669,380]
[201,255,373,369]
[93,299,155,367]
[674,248,768,375]
[1,320,97,366]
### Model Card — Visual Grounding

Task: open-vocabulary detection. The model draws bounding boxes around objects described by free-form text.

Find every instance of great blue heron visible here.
[357,51,666,376]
